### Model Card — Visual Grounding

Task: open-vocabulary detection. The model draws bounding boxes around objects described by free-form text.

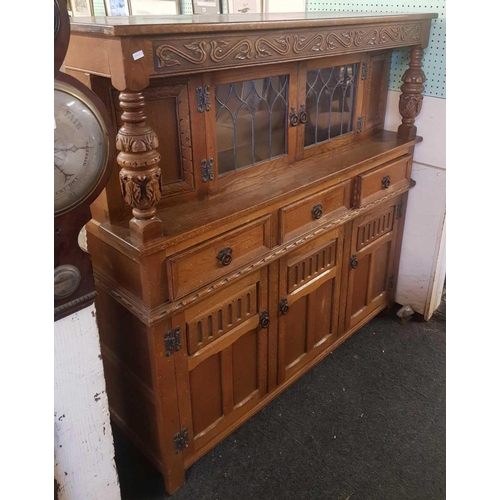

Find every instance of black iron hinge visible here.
[196,85,211,113]
[388,275,395,290]
[357,116,364,133]
[396,199,404,219]
[174,428,189,454]
[361,61,368,80]
[201,158,215,182]
[164,326,181,357]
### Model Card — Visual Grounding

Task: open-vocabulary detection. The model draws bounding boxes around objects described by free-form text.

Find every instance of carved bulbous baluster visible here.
[398,46,426,140]
[116,91,163,244]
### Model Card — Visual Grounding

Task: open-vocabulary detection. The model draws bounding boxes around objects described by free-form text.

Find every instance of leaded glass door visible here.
[204,64,299,193]
[297,54,366,161]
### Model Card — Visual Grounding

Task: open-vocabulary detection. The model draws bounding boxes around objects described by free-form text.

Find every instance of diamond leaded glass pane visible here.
[215,75,289,176]
[304,63,359,147]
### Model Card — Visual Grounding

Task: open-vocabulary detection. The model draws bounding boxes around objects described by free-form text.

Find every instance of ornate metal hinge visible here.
[201,158,214,182]
[357,116,364,133]
[396,199,404,219]
[388,275,395,290]
[361,61,368,80]
[174,428,189,454]
[196,85,211,113]
[164,326,181,357]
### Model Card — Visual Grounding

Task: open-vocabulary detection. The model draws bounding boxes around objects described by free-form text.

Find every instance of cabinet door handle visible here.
[312,204,323,220]
[259,310,270,328]
[381,175,391,189]
[299,105,308,124]
[290,107,299,127]
[350,254,358,269]
[216,247,233,266]
[279,298,289,315]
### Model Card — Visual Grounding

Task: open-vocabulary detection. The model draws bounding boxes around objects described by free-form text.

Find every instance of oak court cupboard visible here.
[64,11,438,494]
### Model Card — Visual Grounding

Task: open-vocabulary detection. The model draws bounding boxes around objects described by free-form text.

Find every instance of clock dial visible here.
[54,80,108,215]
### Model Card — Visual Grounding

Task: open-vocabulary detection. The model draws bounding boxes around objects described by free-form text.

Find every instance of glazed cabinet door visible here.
[343,196,403,332]
[277,228,344,385]
[297,54,366,161]
[171,268,268,462]
[203,63,298,194]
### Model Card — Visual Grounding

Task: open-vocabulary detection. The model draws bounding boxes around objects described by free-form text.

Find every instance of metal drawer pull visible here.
[381,175,391,189]
[312,204,323,220]
[216,247,232,266]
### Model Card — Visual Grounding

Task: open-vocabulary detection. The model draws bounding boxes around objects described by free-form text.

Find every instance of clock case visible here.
[54,0,115,320]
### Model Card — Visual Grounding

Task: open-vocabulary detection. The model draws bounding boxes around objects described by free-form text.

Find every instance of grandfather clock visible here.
[54,0,115,320]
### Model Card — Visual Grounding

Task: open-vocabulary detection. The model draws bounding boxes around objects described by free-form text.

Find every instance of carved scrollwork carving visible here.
[152,22,423,75]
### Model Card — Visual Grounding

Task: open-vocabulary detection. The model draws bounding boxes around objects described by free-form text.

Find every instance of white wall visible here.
[385,90,446,319]
[54,304,121,500]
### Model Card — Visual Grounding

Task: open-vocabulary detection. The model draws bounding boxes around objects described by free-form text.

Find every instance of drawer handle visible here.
[290,107,299,127]
[312,204,323,220]
[381,175,391,189]
[279,298,289,315]
[299,105,308,124]
[259,310,270,329]
[216,247,233,266]
[350,254,358,269]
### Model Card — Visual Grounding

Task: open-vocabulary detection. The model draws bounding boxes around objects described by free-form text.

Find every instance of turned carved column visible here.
[398,46,426,140]
[116,90,163,244]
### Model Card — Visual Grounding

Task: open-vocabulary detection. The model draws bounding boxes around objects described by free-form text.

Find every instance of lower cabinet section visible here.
[95,191,408,494]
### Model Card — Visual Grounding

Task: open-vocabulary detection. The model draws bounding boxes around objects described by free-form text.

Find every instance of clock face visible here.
[54,80,108,215]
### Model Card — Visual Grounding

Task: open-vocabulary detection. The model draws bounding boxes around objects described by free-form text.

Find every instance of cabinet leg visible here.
[163,464,186,496]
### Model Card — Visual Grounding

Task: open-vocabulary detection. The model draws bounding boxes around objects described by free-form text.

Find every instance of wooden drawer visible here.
[353,154,412,208]
[168,215,272,299]
[279,181,350,243]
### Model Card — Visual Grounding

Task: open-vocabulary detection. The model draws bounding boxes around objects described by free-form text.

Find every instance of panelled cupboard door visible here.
[111,78,203,205]
[171,268,268,462]
[277,227,344,385]
[344,196,402,331]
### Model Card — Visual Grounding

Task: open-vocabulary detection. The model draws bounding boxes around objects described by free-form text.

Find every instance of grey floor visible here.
[113,299,446,500]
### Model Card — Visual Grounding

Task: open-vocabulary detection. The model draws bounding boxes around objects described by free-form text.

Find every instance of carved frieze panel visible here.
[152,22,423,76]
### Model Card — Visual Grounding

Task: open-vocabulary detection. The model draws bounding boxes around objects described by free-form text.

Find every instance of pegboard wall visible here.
[180,0,228,14]
[179,0,445,97]
[306,1,446,98]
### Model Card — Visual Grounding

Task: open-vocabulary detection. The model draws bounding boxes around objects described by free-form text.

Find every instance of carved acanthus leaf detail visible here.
[120,170,162,210]
[399,94,423,119]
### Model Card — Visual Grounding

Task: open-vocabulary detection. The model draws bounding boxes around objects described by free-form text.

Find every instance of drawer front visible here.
[279,181,350,243]
[168,215,272,299]
[353,155,411,208]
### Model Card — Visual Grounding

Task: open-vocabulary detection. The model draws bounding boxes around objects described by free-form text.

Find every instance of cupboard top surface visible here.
[69,12,438,36]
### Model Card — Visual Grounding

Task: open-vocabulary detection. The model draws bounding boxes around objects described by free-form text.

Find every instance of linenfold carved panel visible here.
[152,22,422,75]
